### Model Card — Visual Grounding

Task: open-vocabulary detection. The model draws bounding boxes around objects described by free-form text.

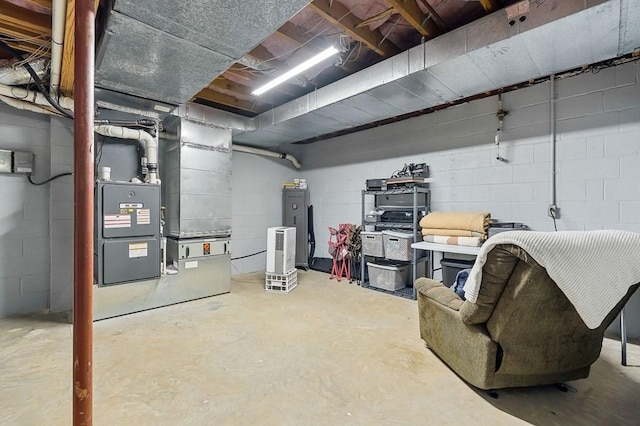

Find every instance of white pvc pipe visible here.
[50,0,66,98]
[0,94,63,116]
[94,125,159,183]
[0,83,74,110]
[233,144,301,169]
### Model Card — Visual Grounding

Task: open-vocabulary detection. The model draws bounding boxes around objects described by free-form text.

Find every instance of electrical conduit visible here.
[550,75,557,210]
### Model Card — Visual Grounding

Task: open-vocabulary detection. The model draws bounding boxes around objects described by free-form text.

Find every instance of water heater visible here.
[266,227,296,274]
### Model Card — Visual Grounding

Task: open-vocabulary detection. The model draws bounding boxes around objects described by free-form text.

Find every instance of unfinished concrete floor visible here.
[1,270,639,425]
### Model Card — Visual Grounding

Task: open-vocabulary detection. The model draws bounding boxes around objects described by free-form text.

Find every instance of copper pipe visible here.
[73,0,95,424]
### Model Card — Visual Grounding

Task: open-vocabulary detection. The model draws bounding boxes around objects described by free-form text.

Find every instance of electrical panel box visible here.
[0,149,34,175]
[94,182,161,286]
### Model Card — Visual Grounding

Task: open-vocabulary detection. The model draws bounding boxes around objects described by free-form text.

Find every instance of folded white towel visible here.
[463,230,640,329]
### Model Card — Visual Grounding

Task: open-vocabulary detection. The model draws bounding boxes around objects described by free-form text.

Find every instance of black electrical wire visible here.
[231,250,267,261]
[551,211,558,231]
[0,39,74,119]
[27,172,73,186]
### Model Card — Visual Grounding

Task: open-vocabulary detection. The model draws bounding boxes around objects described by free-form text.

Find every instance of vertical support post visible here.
[73,0,95,424]
[412,187,418,299]
[361,189,366,286]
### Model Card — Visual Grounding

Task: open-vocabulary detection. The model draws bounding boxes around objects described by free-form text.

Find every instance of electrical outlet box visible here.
[0,149,11,174]
[12,151,34,174]
[0,150,34,175]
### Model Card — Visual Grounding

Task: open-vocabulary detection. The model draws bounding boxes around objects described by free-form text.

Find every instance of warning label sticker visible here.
[104,214,131,228]
[137,209,151,225]
[128,242,148,258]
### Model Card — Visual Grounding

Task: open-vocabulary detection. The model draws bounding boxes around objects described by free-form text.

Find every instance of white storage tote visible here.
[382,230,419,261]
[367,261,409,291]
[361,231,384,257]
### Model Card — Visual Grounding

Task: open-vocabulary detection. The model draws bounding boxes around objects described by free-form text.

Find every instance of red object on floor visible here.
[328,224,351,281]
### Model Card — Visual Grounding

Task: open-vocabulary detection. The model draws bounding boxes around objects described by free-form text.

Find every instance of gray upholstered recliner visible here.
[416,244,639,390]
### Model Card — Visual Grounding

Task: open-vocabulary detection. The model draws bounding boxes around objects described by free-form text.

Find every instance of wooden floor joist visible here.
[309,0,399,57]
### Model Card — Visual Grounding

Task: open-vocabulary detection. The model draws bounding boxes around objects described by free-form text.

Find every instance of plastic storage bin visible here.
[367,261,410,291]
[382,230,419,261]
[361,231,384,257]
[440,258,475,287]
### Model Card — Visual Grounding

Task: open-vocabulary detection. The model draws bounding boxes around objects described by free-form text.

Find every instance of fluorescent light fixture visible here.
[252,46,340,96]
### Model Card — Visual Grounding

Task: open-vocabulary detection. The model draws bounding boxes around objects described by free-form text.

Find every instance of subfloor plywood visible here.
[1,270,639,425]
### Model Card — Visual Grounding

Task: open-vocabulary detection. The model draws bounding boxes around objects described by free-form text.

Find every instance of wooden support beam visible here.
[195,87,263,113]
[309,0,399,57]
[479,0,500,13]
[60,0,99,96]
[59,0,75,96]
[387,0,439,37]
[0,1,51,34]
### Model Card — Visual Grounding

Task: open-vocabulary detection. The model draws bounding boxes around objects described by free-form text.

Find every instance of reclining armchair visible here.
[416,241,640,391]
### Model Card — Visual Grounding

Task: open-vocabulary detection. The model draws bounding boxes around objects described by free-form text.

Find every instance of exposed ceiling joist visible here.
[21,0,52,10]
[246,44,283,69]
[275,22,322,54]
[276,21,360,73]
[60,0,99,96]
[195,87,263,113]
[0,22,50,45]
[208,78,256,100]
[418,0,448,31]
[309,0,399,57]
[3,39,50,56]
[479,0,500,13]
[0,1,51,34]
[356,7,394,28]
[387,0,439,37]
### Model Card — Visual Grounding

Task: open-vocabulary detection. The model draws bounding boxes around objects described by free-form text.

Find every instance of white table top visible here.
[411,241,482,256]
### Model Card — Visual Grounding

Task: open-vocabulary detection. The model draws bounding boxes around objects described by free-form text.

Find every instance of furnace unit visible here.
[94,181,161,285]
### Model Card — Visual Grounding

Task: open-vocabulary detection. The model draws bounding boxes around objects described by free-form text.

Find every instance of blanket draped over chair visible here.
[464,230,640,329]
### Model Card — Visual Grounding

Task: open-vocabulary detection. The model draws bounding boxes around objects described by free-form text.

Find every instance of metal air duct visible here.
[95,0,311,105]
[231,0,640,147]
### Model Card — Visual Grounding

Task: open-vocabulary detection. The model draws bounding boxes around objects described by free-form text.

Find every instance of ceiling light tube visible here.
[252,46,340,96]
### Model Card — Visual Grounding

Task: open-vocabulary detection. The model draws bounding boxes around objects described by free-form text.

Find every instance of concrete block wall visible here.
[299,60,640,338]
[231,151,296,274]
[49,117,74,312]
[0,103,52,316]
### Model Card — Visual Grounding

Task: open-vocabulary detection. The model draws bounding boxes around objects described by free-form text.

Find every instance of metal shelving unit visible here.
[360,186,430,299]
